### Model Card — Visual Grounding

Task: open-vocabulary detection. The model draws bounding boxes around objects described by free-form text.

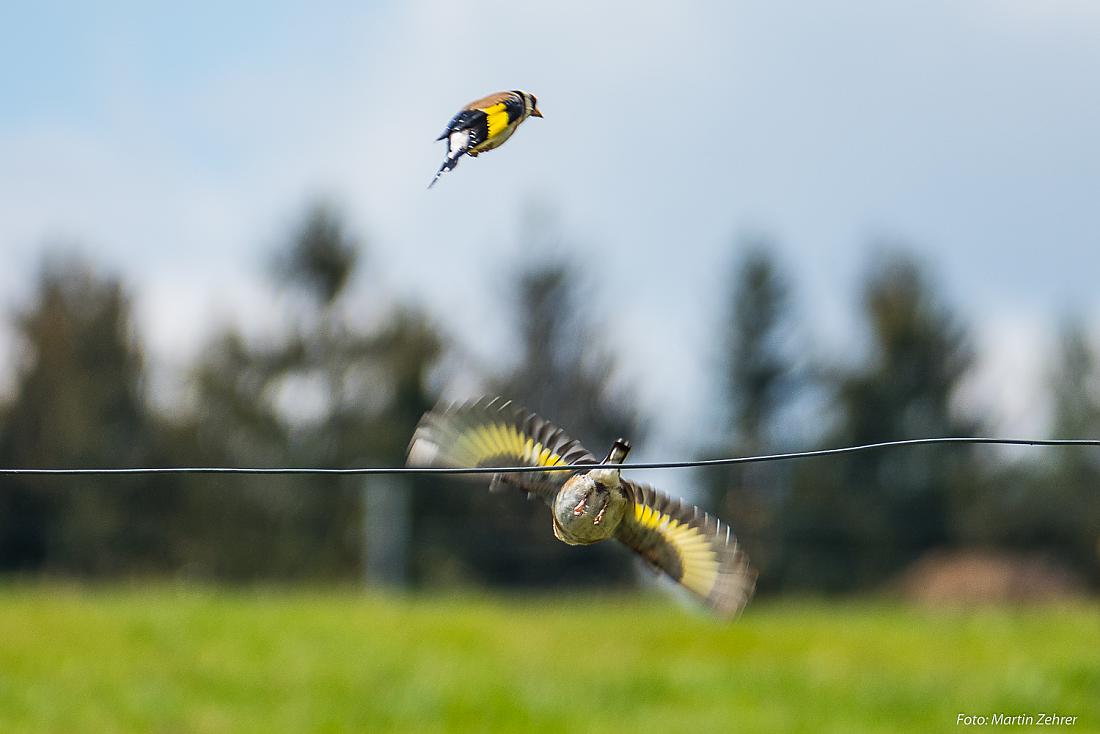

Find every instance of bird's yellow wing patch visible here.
[617,480,756,618]
[631,502,722,599]
[479,102,513,140]
[407,397,596,501]
[449,420,568,469]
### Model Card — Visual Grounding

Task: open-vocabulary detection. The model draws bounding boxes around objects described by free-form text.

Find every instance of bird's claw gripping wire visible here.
[572,494,588,516]
[574,490,610,525]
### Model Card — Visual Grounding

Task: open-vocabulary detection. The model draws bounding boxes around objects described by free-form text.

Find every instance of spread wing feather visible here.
[616,479,756,618]
[406,397,597,503]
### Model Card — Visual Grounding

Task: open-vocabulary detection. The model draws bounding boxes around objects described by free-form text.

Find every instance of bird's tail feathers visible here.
[427,155,462,189]
[603,438,631,465]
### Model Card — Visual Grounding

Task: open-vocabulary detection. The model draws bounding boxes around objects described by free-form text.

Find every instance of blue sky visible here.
[2,1,1099,485]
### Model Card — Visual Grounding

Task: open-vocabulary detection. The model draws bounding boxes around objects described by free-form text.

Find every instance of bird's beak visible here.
[533,107,543,118]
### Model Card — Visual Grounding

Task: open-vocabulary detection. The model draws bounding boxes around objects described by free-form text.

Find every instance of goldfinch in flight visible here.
[407,397,757,618]
[428,90,543,188]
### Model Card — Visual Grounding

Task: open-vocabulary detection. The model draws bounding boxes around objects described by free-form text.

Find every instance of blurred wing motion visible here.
[407,397,597,502]
[616,480,757,618]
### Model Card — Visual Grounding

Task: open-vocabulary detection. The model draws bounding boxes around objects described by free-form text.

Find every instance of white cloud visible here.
[957,313,1053,437]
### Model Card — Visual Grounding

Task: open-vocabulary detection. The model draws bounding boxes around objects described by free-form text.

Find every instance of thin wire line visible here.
[0,436,1096,477]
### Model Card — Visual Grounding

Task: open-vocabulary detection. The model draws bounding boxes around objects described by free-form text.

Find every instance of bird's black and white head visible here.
[551,438,630,545]
[517,90,543,118]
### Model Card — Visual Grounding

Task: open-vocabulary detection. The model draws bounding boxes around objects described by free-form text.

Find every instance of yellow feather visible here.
[453,431,479,464]
[505,424,523,456]
[480,102,512,140]
[470,426,494,458]
[542,446,556,465]
[489,423,510,455]
[658,521,720,594]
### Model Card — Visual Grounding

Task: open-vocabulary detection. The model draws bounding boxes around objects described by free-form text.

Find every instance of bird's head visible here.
[520,90,543,118]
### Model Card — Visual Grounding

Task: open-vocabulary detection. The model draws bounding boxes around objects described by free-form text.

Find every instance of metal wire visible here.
[0,436,1096,477]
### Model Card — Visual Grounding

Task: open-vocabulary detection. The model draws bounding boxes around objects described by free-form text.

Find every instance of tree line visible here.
[0,204,1096,592]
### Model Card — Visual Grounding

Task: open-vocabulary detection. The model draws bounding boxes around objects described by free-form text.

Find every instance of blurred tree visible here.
[275,204,359,307]
[698,240,799,588]
[0,254,171,574]
[724,244,795,450]
[414,248,644,589]
[9,221,1089,594]
[970,321,1100,584]
[777,250,981,591]
[173,202,441,581]
[1036,322,1100,582]
[498,262,638,442]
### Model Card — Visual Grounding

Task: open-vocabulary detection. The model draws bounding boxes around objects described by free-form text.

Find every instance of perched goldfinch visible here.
[407,397,757,618]
[428,90,543,188]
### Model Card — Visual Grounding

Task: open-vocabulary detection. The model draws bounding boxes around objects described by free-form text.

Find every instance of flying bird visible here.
[407,397,757,618]
[428,90,543,189]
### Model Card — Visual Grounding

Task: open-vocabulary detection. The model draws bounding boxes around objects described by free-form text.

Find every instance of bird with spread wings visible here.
[407,397,757,618]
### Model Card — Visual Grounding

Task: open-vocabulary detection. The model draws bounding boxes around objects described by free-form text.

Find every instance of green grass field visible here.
[0,585,1095,733]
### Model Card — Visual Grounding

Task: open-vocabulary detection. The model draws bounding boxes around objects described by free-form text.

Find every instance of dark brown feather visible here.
[462,91,521,111]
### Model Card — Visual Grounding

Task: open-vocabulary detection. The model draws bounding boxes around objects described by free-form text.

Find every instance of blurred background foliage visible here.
[0,202,1097,594]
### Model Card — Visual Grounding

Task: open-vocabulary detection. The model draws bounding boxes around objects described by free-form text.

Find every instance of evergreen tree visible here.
[0,254,167,573]
[779,250,980,591]
[417,248,644,588]
[1039,322,1100,582]
[699,241,798,588]
[174,202,441,580]
[973,321,1100,584]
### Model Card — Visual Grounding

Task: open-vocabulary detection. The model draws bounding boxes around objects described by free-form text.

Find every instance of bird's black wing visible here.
[429,110,492,187]
[495,93,528,127]
[407,397,598,504]
[615,479,756,618]
[436,109,488,148]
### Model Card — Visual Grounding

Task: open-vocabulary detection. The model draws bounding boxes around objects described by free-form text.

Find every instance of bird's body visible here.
[551,469,629,545]
[407,397,757,618]
[429,90,542,188]
[550,440,631,545]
